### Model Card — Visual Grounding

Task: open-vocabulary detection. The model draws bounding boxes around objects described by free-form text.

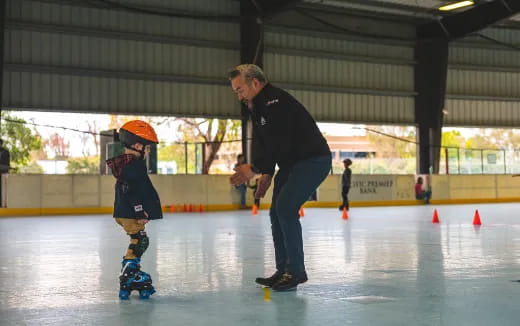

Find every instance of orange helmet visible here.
[119,120,158,147]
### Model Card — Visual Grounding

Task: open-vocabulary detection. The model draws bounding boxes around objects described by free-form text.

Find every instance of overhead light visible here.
[438,1,474,11]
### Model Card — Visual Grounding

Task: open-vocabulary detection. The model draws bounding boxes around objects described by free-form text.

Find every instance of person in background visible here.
[415,176,432,204]
[339,158,352,211]
[248,177,261,208]
[0,139,11,208]
[234,154,248,209]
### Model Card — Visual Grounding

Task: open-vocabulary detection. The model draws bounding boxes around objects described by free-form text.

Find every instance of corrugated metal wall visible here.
[264,28,415,124]
[4,0,519,127]
[446,27,520,127]
[3,0,241,117]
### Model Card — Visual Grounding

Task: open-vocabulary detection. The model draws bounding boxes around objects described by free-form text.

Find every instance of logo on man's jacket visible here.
[266,99,279,106]
[260,117,267,126]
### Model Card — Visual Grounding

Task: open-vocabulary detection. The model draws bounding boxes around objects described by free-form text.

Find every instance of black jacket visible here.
[342,168,352,187]
[106,154,163,220]
[250,84,330,175]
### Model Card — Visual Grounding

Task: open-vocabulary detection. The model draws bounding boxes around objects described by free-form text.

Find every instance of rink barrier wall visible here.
[1,174,520,216]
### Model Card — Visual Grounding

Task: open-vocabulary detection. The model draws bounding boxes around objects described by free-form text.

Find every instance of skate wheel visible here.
[139,289,155,299]
[119,290,131,300]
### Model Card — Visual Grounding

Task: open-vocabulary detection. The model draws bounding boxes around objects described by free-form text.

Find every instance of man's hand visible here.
[255,174,272,199]
[230,164,256,185]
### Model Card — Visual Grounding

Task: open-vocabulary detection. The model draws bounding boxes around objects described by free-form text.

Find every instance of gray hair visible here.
[228,64,268,84]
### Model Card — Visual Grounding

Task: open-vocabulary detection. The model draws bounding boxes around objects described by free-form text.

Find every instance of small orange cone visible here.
[299,207,305,217]
[198,204,203,213]
[183,204,187,212]
[189,204,194,212]
[342,207,349,220]
[170,204,176,213]
[473,210,482,225]
[252,204,258,215]
[432,209,440,223]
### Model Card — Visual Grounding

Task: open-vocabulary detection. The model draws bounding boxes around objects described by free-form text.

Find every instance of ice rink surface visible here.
[2,203,520,325]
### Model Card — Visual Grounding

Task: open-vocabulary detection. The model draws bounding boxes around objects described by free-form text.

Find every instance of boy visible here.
[339,159,352,211]
[106,120,163,299]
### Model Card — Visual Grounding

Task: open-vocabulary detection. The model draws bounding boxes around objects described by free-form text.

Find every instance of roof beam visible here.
[418,0,520,39]
[254,0,302,17]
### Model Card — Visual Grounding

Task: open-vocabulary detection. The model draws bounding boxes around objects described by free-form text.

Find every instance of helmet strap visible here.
[122,143,146,160]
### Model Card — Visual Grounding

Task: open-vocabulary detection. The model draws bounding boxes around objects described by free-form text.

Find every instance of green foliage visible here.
[66,156,99,174]
[17,161,44,174]
[1,113,43,172]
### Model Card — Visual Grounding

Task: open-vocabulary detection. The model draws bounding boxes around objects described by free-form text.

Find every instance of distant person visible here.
[234,154,248,209]
[339,158,352,211]
[0,139,10,174]
[0,139,10,208]
[248,177,261,208]
[415,176,431,204]
[106,120,163,300]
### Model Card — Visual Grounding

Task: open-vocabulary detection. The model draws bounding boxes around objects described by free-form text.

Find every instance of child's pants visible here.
[115,218,148,259]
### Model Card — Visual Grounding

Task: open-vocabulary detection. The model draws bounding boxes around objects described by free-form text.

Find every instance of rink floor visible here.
[1,203,520,325]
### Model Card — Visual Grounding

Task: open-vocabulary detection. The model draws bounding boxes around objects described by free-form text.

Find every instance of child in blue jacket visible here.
[106,120,162,299]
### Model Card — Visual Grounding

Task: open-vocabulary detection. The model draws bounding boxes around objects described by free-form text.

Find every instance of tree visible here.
[0,113,43,172]
[177,118,241,174]
[44,133,70,159]
[79,121,101,156]
[366,126,416,158]
[66,156,99,174]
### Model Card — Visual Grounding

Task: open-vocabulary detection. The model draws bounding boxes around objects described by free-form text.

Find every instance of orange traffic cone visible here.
[183,204,187,212]
[198,204,203,213]
[342,207,349,220]
[189,204,194,212]
[299,207,305,217]
[170,203,176,213]
[252,204,258,215]
[432,209,439,223]
[473,210,482,225]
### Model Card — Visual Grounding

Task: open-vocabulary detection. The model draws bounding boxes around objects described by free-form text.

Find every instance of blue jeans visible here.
[269,155,332,277]
[236,184,247,206]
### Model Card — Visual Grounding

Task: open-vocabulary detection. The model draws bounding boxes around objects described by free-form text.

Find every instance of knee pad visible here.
[129,230,149,258]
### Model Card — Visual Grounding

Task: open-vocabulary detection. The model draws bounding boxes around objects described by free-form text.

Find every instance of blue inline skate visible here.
[119,258,156,300]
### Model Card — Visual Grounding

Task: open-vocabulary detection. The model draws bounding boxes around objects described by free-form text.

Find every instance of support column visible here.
[414,37,448,174]
[239,0,263,162]
[0,0,6,132]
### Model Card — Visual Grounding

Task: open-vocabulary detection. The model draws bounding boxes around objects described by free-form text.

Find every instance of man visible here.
[229,64,331,291]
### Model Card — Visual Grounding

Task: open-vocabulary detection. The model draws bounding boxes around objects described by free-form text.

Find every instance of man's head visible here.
[343,158,352,168]
[228,64,268,106]
[237,153,245,164]
[417,176,423,185]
